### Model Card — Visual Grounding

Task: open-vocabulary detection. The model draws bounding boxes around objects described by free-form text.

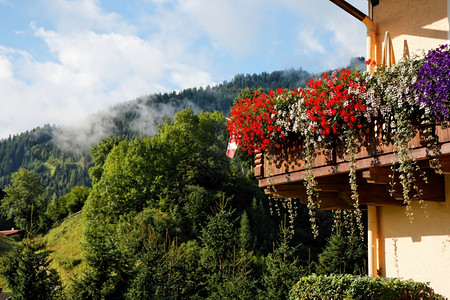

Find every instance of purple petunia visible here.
[414,44,450,121]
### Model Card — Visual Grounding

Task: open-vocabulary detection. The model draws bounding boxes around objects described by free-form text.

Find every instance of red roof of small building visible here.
[0,229,21,236]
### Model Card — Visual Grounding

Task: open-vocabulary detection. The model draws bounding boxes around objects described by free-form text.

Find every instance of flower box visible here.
[231,45,450,215]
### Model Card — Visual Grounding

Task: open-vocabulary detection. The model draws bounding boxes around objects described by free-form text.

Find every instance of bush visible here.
[289,274,445,300]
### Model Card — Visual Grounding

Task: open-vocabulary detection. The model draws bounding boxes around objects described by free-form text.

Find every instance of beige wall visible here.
[377,175,450,297]
[368,0,450,296]
[373,0,449,61]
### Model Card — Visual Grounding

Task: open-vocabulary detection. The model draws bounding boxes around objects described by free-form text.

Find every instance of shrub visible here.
[289,274,445,300]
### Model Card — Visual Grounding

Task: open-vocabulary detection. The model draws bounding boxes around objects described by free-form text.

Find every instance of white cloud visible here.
[0,0,218,139]
[178,0,263,54]
[278,0,366,70]
[41,0,136,34]
[0,0,369,139]
[297,26,326,54]
[170,66,213,90]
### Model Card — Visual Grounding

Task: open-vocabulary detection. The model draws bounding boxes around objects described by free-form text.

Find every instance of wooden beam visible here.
[431,155,450,174]
[258,141,450,188]
[254,152,263,178]
[266,181,402,208]
[362,167,393,184]
[383,168,445,202]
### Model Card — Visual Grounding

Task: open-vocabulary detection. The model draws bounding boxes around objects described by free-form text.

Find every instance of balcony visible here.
[253,123,450,209]
[226,45,449,211]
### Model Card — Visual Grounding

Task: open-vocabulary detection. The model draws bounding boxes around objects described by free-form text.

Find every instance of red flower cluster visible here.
[304,68,367,138]
[227,90,285,155]
[364,59,377,66]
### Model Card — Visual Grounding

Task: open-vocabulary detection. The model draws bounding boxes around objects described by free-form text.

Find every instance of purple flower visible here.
[414,44,450,121]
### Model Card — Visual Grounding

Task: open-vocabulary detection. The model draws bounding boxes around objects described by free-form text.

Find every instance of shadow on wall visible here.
[373,0,448,59]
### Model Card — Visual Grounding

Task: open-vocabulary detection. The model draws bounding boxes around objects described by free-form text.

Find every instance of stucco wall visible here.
[377,175,450,297]
[373,0,449,61]
[366,0,450,296]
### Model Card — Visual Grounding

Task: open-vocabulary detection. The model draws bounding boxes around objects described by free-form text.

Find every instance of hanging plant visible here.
[414,44,449,172]
[298,68,368,237]
[365,57,429,220]
[414,44,450,122]
[303,133,320,238]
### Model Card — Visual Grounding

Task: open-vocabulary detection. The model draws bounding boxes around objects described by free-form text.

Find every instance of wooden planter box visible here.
[254,124,450,208]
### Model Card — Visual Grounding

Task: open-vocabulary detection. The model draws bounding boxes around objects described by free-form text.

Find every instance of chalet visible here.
[251,0,450,297]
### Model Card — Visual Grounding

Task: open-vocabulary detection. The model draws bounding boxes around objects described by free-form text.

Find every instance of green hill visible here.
[0,67,315,198]
[0,58,364,205]
[44,212,86,283]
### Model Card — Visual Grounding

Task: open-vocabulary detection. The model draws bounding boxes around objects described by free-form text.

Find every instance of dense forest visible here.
[0,61,370,299]
[0,108,366,299]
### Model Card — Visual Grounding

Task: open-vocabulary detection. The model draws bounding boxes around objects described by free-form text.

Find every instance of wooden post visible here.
[368,205,378,277]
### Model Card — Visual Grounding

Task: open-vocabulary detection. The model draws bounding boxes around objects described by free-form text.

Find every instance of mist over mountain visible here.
[0,58,364,196]
[51,66,315,154]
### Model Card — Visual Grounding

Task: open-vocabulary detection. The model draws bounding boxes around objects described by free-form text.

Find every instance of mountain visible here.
[0,57,365,197]
[0,67,314,197]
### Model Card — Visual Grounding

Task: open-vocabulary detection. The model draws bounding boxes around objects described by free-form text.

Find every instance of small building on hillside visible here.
[252,0,450,296]
[0,229,21,237]
[0,228,23,242]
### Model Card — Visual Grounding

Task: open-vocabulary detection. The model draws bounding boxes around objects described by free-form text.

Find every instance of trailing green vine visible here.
[303,134,320,238]
[344,130,364,238]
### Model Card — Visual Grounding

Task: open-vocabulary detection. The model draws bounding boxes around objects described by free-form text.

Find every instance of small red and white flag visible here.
[226,136,237,158]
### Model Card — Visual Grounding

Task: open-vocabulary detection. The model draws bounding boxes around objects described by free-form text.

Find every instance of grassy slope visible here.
[0,235,17,254]
[0,214,85,291]
[0,235,19,291]
[44,212,86,283]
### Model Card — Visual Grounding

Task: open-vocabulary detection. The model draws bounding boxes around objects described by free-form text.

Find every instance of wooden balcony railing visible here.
[254,124,450,209]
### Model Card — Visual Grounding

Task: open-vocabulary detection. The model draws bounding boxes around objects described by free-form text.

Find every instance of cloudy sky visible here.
[0,0,367,140]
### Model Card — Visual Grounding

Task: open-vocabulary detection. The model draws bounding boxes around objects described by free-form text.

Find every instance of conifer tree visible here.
[0,235,63,299]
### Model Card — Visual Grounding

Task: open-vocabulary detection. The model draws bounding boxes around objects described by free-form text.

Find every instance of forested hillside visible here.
[0,67,315,197]
[0,60,370,298]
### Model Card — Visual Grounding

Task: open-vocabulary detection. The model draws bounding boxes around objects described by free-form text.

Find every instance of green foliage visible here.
[0,168,49,230]
[80,221,130,299]
[0,237,63,299]
[119,212,182,299]
[247,198,277,254]
[289,274,445,300]
[201,199,236,264]
[317,211,367,275]
[260,223,306,300]
[63,186,90,214]
[317,231,366,275]
[88,136,123,185]
[174,240,208,298]
[0,125,92,198]
[65,108,340,299]
[42,185,89,227]
[0,234,17,254]
[239,211,253,251]
[45,212,86,282]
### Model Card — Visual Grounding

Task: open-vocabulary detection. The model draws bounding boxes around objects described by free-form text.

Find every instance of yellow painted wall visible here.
[377,175,450,297]
[370,1,450,296]
[373,0,449,61]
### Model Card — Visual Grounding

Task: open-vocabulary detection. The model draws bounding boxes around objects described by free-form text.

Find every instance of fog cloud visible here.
[52,96,201,154]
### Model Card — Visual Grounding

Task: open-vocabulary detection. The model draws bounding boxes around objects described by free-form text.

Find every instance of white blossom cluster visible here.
[273,91,307,135]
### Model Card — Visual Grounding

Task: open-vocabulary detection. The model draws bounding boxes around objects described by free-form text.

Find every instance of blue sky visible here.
[0,0,367,139]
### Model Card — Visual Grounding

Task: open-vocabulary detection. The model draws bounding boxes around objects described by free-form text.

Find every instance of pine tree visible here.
[317,210,367,275]
[239,211,253,251]
[0,236,63,299]
[261,221,305,300]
